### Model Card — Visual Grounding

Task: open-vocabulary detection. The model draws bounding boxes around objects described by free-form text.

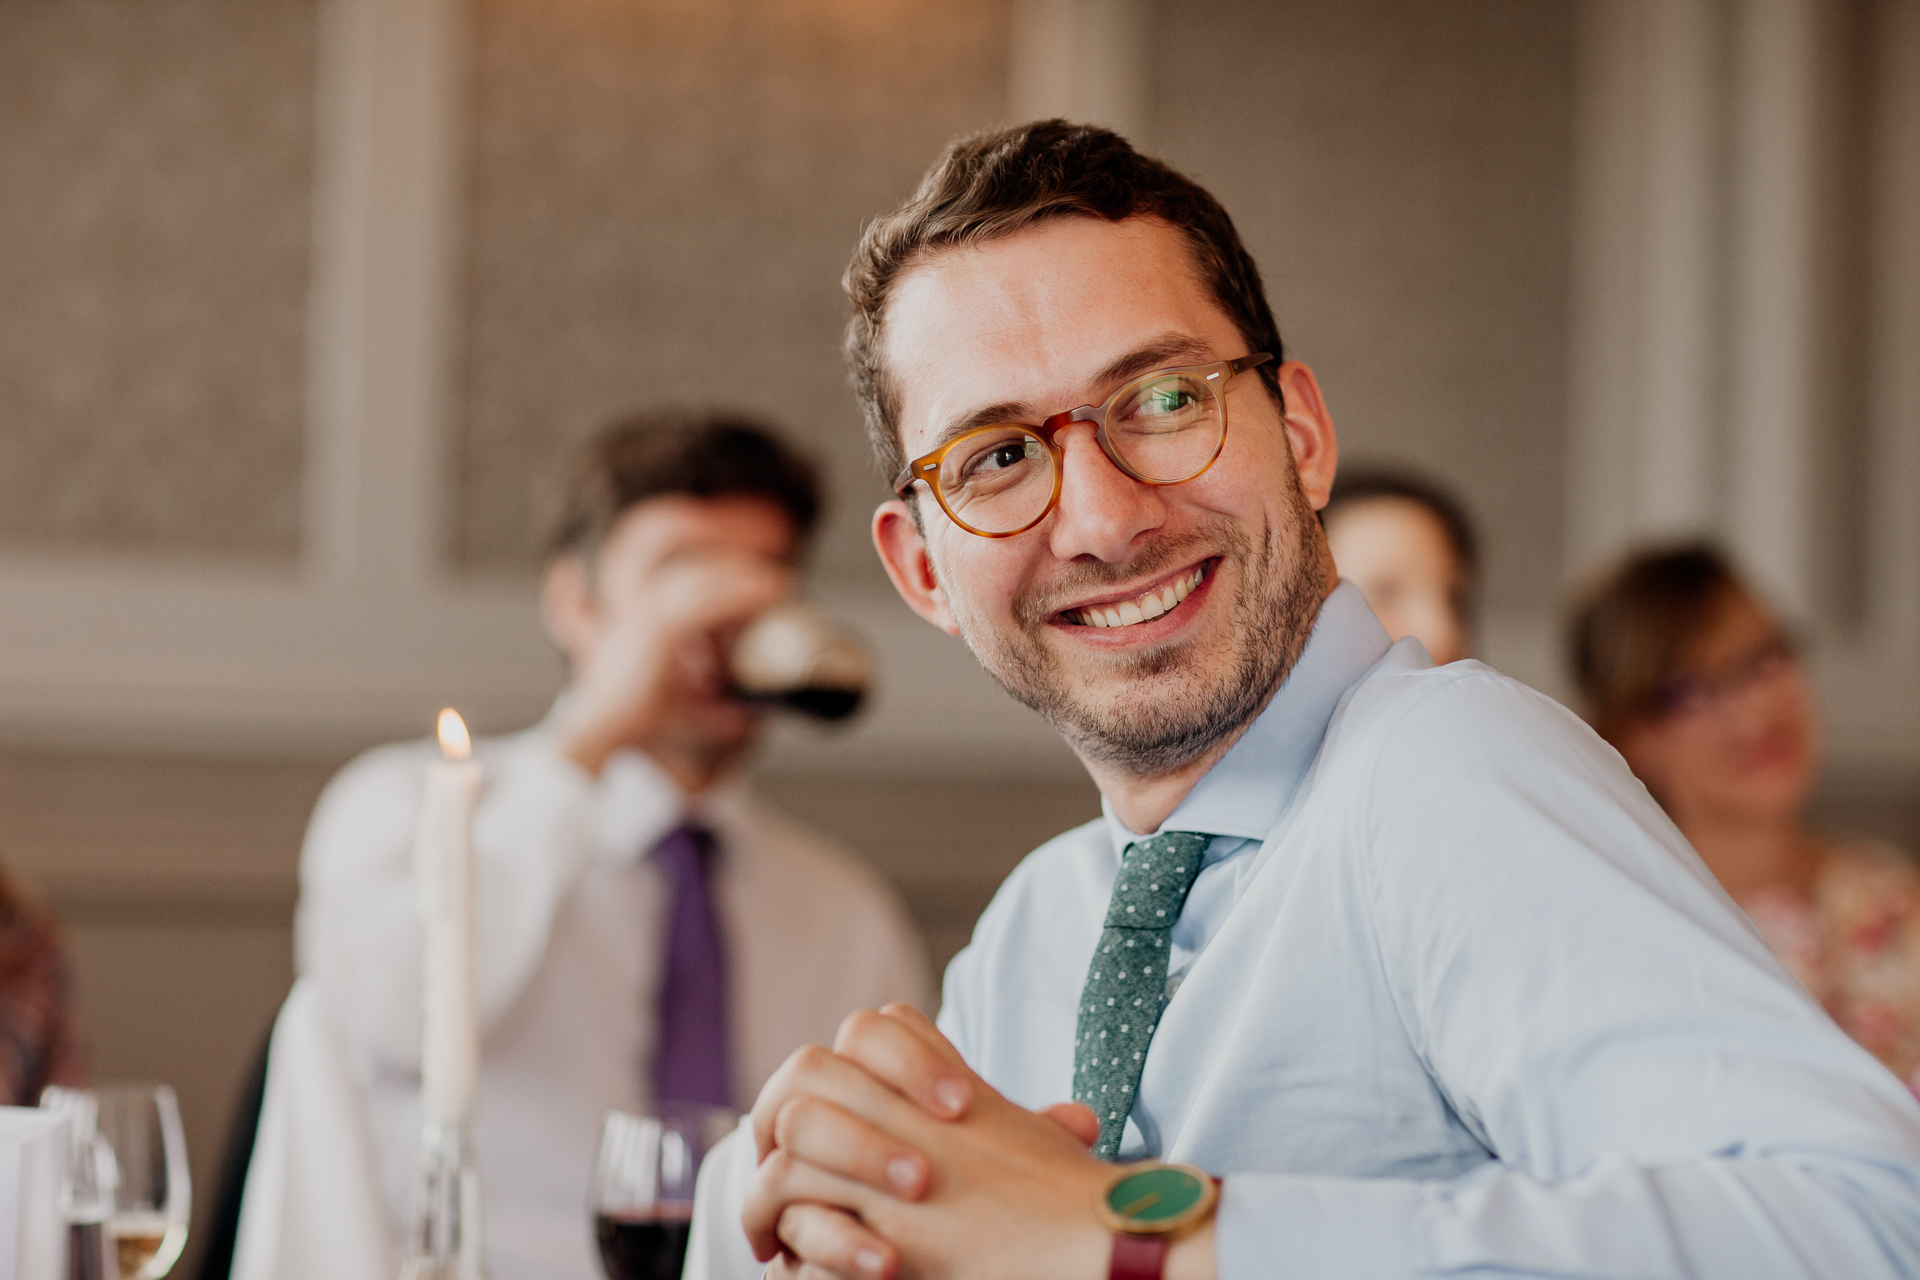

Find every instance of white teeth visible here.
[1068,563,1209,628]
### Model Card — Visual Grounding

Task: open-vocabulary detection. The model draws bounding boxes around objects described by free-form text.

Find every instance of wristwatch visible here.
[1096,1162,1219,1280]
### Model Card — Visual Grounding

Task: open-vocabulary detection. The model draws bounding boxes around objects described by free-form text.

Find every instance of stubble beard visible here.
[944,478,1325,779]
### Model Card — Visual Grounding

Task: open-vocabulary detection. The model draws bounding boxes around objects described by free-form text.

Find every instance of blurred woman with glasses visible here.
[1569,543,1920,1088]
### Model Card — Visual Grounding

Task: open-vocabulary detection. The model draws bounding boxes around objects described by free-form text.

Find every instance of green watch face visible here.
[1105,1165,1207,1226]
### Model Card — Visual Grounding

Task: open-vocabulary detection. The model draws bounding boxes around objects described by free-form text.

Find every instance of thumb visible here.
[1039,1102,1100,1149]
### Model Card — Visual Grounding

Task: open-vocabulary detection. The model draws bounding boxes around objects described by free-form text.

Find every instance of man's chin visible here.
[1010,659,1260,775]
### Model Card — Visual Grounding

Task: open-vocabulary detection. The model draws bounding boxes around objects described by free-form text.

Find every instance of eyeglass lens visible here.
[1653,634,1797,719]
[937,372,1224,534]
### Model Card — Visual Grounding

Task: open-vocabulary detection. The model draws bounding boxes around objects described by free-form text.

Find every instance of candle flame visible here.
[437,707,472,761]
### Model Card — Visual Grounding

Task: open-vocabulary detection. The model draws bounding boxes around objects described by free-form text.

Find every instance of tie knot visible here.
[652,824,717,882]
[1105,831,1212,929]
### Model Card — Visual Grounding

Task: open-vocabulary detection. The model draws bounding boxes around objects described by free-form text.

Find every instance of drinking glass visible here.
[41,1084,191,1280]
[588,1107,735,1280]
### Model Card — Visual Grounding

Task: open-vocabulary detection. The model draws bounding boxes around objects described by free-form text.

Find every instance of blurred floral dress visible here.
[1742,838,1920,1090]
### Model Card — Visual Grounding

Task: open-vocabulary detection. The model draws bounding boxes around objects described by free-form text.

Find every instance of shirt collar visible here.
[1101,580,1396,857]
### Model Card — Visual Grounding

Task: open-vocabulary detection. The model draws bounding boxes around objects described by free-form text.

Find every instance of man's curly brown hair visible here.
[842,119,1288,489]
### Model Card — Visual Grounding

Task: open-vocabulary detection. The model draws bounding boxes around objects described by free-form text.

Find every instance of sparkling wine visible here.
[592,1207,693,1280]
[398,1260,468,1280]
[110,1212,172,1280]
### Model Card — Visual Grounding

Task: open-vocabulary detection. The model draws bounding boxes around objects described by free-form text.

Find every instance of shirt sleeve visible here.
[294,732,612,1071]
[1215,671,1920,1278]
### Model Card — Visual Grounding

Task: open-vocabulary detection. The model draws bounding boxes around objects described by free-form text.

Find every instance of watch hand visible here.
[1120,1191,1162,1216]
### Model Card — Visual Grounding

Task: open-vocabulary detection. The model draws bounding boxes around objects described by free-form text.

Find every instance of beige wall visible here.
[0,0,314,561]
[0,1,1916,1277]
[1153,0,1577,617]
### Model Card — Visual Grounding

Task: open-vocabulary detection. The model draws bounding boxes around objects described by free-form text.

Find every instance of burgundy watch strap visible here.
[1110,1233,1170,1280]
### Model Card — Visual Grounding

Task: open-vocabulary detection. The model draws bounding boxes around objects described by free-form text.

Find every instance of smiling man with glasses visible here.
[683,120,1920,1280]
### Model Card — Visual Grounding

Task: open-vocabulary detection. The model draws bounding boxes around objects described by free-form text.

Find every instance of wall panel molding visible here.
[1008,0,1150,140]
[1723,0,1824,619]
[1568,0,1919,774]
[303,0,470,587]
[1567,0,1724,569]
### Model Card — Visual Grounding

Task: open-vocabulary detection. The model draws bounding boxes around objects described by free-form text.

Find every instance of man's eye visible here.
[1143,389,1197,413]
[962,438,1039,478]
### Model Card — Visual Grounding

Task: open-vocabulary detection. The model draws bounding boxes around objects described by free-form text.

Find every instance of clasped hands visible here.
[742,1004,1214,1280]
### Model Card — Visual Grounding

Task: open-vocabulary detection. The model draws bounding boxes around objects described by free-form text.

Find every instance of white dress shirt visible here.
[689,582,1920,1278]
[295,715,930,1280]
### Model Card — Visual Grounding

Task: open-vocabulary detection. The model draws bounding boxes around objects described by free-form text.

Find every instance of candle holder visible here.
[398,1119,486,1280]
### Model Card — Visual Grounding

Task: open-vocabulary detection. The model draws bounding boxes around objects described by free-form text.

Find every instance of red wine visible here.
[731,683,865,721]
[594,1208,693,1280]
[771,686,863,721]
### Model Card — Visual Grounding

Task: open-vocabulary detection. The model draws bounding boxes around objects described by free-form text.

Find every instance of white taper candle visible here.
[418,707,483,1125]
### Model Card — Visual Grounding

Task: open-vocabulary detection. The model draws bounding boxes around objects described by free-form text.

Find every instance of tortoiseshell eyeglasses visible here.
[892,353,1274,538]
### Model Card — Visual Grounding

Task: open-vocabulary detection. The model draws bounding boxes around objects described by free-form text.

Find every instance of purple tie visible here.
[650,825,735,1109]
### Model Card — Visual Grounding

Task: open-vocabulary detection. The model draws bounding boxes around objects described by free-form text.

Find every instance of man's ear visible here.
[539,554,596,669]
[873,500,959,635]
[1276,360,1339,511]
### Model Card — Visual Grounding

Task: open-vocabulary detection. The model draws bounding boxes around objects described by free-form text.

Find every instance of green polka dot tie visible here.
[1072,830,1213,1160]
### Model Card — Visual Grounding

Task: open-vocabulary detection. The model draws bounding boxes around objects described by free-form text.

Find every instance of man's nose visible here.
[1046,425,1167,563]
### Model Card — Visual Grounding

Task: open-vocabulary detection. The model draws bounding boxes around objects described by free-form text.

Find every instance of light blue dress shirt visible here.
[936,582,1920,1277]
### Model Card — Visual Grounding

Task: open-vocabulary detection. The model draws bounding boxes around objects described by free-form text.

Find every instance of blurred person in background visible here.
[1570,543,1920,1087]
[291,410,928,1280]
[1321,468,1476,664]
[0,859,84,1103]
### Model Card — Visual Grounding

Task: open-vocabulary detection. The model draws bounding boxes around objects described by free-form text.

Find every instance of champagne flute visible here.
[42,1084,191,1280]
[589,1107,734,1280]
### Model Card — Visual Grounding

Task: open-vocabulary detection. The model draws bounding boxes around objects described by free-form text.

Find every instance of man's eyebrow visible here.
[917,334,1220,460]
[1089,334,1218,389]
[920,401,1035,457]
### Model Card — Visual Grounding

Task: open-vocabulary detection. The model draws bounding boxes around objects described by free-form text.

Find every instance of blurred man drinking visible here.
[295,410,927,1280]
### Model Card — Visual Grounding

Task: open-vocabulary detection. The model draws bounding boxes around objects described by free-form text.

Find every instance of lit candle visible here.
[418,707,483,1125]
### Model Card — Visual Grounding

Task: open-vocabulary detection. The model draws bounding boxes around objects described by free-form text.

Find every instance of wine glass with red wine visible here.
[589,1107,736,1280]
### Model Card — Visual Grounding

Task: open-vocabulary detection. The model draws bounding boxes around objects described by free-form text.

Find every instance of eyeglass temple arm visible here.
[1229,352,1276,376]
[894,458,938,498]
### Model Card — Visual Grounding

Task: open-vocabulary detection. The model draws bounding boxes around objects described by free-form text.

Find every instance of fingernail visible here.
[887,1156,920,1194]
[855,1247,886,1278]
[934,1079,968,1115]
